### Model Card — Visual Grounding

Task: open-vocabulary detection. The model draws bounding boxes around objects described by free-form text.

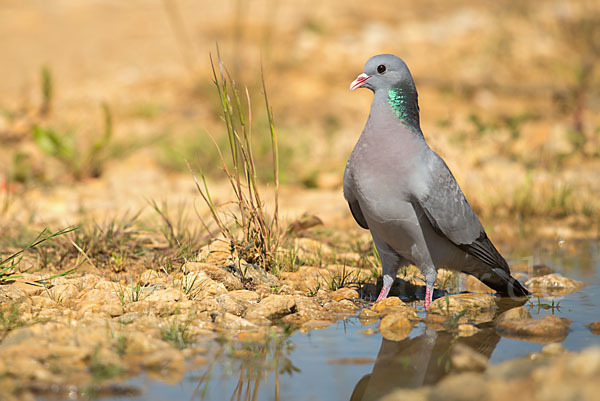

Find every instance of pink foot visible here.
[375,286,390,302]
[424,286,433,310]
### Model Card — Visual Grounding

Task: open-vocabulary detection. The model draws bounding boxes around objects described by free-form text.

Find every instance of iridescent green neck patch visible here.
[388,88,409,122]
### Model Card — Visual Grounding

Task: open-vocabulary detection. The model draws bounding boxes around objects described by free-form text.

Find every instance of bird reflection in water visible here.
[350,326,500,401]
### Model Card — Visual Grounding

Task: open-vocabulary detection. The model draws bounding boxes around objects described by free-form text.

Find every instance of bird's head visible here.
[350,54,415,92]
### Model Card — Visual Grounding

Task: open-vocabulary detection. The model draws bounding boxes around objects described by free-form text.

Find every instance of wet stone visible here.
[371,297,406,312]
[496,315,571,343]
[525,273,586,296]
[330,287,359,301]
[323,299,358,315]
[458,324,480,337]
[586,322,600,335]
[358,308,380,320]
[379,313,414,342]
[290,296,333,323]
[429,293,497,323]
[299,319,332,333]
[494,306,532,325]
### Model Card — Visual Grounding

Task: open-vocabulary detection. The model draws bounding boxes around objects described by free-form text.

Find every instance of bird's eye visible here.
[377,65,386,74]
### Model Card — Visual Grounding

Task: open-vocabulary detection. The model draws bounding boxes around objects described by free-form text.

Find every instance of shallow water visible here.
[39,240,600,401]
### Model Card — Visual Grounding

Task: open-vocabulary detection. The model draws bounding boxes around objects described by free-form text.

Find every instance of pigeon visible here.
[344,54,529,309]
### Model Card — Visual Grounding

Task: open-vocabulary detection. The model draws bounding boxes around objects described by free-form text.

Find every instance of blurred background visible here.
[0,0,599,242]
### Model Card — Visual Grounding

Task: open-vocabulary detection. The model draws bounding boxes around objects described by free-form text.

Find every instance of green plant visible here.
[40,65,53,116]
[114,281,144,305]
[437,294,467,330]
[161,312,194,349]
[180,269,207,300]
[437,271,460,292]
[306,282,321,297]
[0,302,26,339]
[89,345,123,381]
[149,199,205,262]
[547,184,573,217]
[190,51,281,271]
[52,213,145,272]
[528,296,562,314]
[32,103,149,180]
[32,102,113,180]
[551,3,600,155]
[321,264,358,291]
[0,226,78,283]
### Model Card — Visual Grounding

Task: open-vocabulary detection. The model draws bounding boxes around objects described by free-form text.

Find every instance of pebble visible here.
[244,295,296,320]
[429,293,497,324]
[526,273,586,296]
[496,315,571,343]
[586,322,600,335]
[379,313,414,342]
[458,324,480,337]
[494,306,532,325]
[330,287,359,301]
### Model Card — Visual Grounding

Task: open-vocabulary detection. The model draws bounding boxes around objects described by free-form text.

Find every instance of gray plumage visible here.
[344,54,529,307]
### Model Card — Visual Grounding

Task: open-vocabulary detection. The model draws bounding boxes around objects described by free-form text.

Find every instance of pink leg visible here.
[424,286,433,310]
[375,285,391,302]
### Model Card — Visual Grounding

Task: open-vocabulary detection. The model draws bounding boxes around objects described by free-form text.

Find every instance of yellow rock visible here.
[458,324,481,337]
[496,315,571,344]
[47,283,80,304]
[227,290,260,303]
[237,331,267,342]
[215,293,249,316]
[184,262,243,291]
[214,312,258,330]
[330,287,359,301]
[526,273,586,296]
[299,319,332,333]
[430,293,497,324]
[145,288,185,303]
[379,313,414,342]
[495,306,531,325]
[244,295,296,320]
[139,269,162,286]
[198,239,233,266]
[11,280,44,297]
[372,297,405,312]
[358,308,380,320]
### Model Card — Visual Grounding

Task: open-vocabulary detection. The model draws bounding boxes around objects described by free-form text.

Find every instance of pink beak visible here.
[350,73,371,91]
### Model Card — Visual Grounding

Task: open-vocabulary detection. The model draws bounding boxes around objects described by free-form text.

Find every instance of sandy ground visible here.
[0,0,599,250]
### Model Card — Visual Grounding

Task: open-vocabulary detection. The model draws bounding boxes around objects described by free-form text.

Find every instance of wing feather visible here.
[415,154,510,274]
